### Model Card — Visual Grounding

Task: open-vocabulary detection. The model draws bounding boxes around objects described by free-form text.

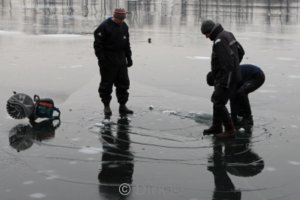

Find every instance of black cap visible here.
[201,20,215,34]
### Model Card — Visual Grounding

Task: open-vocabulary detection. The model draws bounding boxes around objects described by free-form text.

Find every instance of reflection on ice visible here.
[1,0,300,35]
[9,119,59,152]
[98,116,134,199]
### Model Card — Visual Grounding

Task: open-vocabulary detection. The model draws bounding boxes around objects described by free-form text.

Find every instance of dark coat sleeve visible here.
[93,23,106,60]
[212,38,235,88]
[124,25,132,59]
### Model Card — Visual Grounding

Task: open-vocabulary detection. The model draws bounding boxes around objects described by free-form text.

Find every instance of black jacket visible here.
[210,25,242,88]
[94,17,132,66]
[240,64,265,83]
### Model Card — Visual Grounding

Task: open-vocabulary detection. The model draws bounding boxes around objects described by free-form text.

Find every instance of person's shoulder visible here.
[121,22,129,29]
[214,38,222,45]
[100,17,113,26]
[214,33,228,46]
[215,31,229,44]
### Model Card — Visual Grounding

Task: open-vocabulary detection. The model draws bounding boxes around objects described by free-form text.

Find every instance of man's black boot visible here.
[203,125,223,135]
[242,115,254,126]
[104,105,112,116]
[119,104,133,114]
[215,122,235,139]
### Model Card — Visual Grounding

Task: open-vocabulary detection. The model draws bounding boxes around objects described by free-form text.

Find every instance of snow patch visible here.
[23,181,34,185]
[265,167,276,172]
[185,56,210,60]
[46,175,59,180]
[288,75,300,79]
[29,193,46,199]
[258,90,278,93]
[79,147,103,154]
[276,57,296,61]
[71,138,81,141]
[41,34,81,38]
[163,110,177,114]
[289,161,300,165]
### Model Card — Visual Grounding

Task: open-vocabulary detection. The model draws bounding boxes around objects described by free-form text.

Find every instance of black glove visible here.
[127,57,133,67]
[206,71,214,86]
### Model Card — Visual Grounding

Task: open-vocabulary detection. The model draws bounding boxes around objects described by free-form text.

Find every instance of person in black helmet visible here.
[94,8,133,116]
[207,64,265,128]
[201,19,243,138]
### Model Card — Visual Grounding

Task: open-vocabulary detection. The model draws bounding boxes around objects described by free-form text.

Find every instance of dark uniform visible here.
[94,17,132,107]
[202,21,242,138]
[231,64,265,126]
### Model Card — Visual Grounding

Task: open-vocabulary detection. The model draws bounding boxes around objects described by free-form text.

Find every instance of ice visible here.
[23,181,34,185]
[1,1,300,200]
[69,161,78,165]
[265,167,276,172]
[276,57,297,61]
[41,34,82,38]
[45,175,59,180]
[29,193,47,199]
[78,147,103,154]
[288,75,300,79]
[289,161,300,165]
[185,56,210,60]
[258,90,278,93]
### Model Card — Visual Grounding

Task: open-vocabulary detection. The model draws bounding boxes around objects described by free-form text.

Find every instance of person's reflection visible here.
[208,129,264,200]
[98,115,134,199]
[9,119,60,152]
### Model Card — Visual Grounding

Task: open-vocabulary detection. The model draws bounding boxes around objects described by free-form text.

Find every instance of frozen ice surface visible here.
[1,0,300,200]
[29,193,47,199]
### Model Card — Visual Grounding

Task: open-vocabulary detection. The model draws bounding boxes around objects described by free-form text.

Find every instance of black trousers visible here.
[98,61,130,105]
[231,73,265,119]
[211,85,235,127]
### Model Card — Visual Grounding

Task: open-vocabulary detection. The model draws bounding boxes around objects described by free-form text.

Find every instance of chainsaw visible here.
[6,92,61,121]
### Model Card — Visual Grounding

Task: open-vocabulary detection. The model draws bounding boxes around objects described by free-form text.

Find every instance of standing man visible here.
[201,20,242,138]
[230,64,265,127]
[94,8,133,116]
